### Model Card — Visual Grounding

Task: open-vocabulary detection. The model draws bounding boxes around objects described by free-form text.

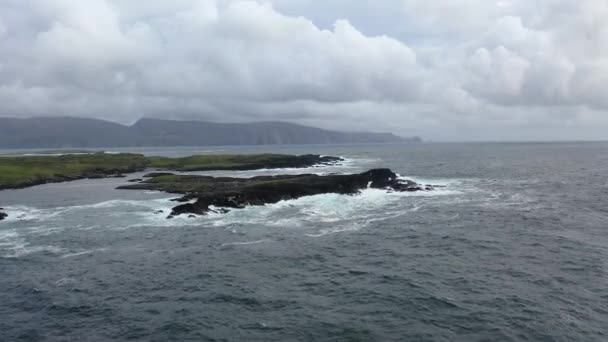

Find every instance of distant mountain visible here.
[0,117,421,148]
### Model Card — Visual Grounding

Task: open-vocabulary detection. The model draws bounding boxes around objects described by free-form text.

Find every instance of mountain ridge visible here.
[0,117,421,148]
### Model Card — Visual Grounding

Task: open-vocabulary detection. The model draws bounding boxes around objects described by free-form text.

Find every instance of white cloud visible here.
[0,0,607,140]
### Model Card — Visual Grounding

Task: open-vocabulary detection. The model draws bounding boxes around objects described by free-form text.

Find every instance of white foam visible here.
[305,223,366,237]
[1,197,206,231]
[176,157,373,179]
[205,186,453,237]
[339,156,379,167]
[61,248,107,259]
[220,239,271,247]
[0,170,466,238]
[3,244,65,258]
[0,197,176,223]
[305,206,422,237]
[23,226,65,236]
[396,173,461,187]
[55,198,175,211]
[1,204,85,223]
[0,230,21,252]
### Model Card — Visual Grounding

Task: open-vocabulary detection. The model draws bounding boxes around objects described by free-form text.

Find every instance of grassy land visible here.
[147,154,328,171]
[0,153,337,190]
[0,153,149,190]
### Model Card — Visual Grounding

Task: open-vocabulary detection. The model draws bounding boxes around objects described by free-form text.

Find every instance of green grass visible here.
[0,153,148,189]
[147,154,303,171]
[0,153,325,190]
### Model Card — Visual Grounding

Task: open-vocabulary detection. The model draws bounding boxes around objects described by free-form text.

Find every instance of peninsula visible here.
[0,153,341,190]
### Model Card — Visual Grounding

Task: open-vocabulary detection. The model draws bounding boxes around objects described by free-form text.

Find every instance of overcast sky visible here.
[0,0,607,141]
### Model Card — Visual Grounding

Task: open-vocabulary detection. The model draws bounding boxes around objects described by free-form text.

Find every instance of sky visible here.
[0,0,607,141]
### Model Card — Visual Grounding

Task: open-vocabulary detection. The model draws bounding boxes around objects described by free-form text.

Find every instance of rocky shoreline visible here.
[0,153,342,190]
[0,153,435,221]
[1,171,134,191]
[118,169,434,218]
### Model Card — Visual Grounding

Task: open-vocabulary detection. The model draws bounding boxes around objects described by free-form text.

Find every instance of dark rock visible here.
[171,196,194,203]
[118,168,435,218]
[128,179,143,183]
[188,215,197,218]
[154,210,164,214]
[0,211,7,221]
[143,172,175,178]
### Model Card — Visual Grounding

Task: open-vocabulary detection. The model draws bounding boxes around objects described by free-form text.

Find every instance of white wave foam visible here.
[2,244,65,258]
[220,239,271,247]
[0,170,465,237]
[54,198,175,211]
[176,157,373,179]
[305,223,365,237]
[1,196,208,231]
[0,197,177,224]
[23,226,65,236]
[396,173,461,187]
[305,207,422,237]
[61,248,107,259]
[0,229,29,258]
[206,186,454,237]
[0,205,62,222]
[339,156,379,168]
[0,230,20,248]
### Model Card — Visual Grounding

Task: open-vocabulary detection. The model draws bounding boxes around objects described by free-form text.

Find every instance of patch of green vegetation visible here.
[0,153,148,189]
[0,153,332,190]
[147,154,305,171]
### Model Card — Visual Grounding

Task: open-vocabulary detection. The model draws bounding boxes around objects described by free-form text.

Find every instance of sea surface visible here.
[1,142,607,341]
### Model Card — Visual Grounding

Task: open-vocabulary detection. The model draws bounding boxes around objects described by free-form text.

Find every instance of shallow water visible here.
[1,142,608,341]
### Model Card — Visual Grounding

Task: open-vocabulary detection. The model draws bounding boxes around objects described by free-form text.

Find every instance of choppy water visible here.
[1,142,607,341]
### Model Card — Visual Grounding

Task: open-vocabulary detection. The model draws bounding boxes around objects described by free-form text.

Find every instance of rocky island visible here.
[0,153,341,190]
[0,152,434,220]
[118,169,433,218]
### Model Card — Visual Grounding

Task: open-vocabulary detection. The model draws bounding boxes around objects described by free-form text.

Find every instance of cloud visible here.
[0,0,607,140]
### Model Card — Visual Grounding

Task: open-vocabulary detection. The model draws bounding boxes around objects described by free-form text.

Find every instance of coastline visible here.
[0,153,342,191]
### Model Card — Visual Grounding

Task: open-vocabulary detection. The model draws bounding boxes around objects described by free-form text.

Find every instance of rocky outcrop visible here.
[118,168,434,218]
[0,209,7,221]
[0,153,343,191]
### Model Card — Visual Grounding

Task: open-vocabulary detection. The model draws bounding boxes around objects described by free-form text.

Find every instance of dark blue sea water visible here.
[1,142,607,341]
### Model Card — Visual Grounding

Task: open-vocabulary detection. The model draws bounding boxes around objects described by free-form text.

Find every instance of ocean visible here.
[1,142,607,341]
